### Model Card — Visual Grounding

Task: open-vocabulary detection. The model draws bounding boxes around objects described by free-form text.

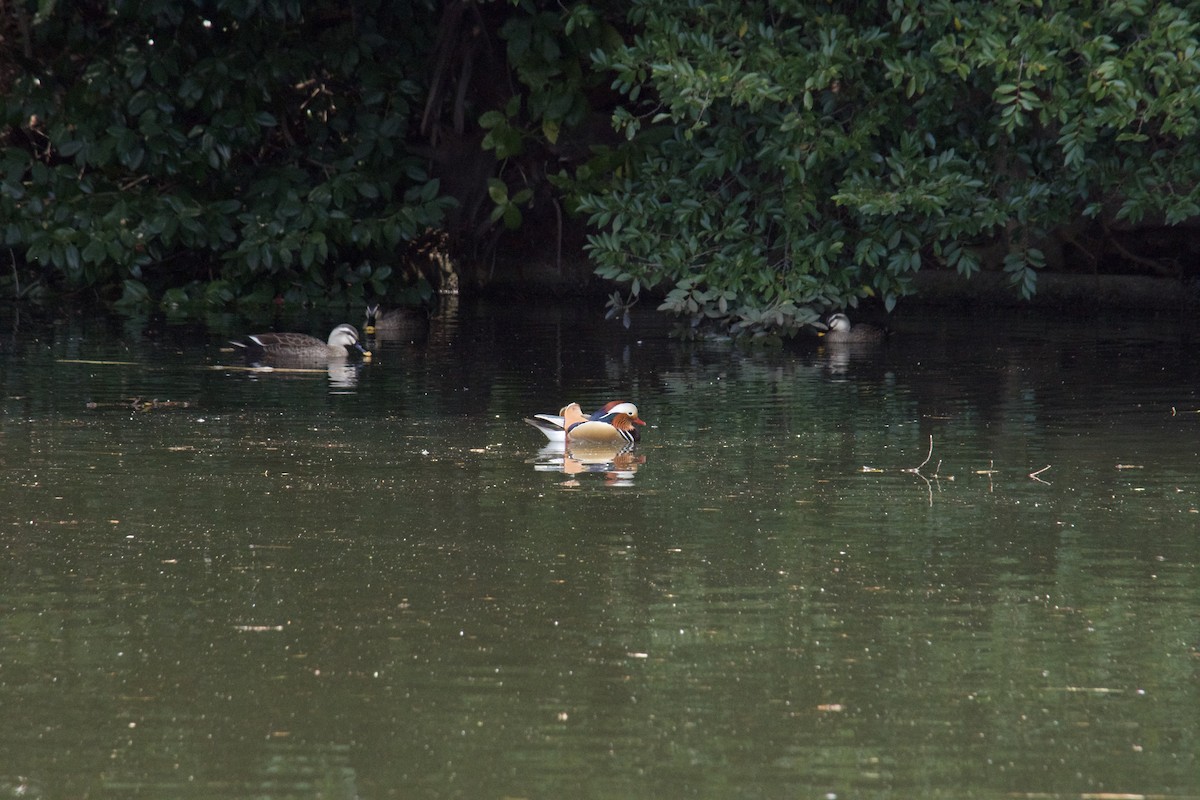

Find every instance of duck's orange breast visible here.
[565,420,627,443]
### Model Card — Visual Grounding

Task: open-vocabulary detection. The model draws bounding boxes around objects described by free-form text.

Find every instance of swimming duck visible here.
[231,324,370,362]
[560,402,643,445]
[525,401,646,443]
[364,304,428,335]
[820,313,886,343]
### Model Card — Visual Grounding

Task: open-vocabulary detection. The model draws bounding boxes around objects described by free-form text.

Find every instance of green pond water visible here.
[0,300,1198,800]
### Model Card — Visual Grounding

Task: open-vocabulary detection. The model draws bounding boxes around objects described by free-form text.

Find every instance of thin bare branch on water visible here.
[903,434,934,474]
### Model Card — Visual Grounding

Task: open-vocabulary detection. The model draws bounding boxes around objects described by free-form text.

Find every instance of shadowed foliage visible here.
[4,1,1200,335]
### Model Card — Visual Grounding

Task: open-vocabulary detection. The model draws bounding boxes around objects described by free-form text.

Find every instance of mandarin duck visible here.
[559,402,643,445]
[524,401,646,443]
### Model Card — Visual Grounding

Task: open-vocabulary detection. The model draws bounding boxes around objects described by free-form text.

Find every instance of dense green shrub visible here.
[6,1,1200,330]
[1,0,451,307]
[577,0,1200,337]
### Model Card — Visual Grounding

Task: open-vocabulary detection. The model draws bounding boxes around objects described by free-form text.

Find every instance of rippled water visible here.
[1,300,1198,799]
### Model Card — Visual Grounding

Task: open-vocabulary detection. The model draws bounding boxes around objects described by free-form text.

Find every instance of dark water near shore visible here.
[1,300,1198,799]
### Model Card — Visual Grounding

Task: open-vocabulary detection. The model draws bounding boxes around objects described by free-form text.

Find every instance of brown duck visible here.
[232,324,369,362]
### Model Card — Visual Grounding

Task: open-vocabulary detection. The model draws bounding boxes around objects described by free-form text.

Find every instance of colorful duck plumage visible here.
[524,401,646,443]
[560,402,643,445]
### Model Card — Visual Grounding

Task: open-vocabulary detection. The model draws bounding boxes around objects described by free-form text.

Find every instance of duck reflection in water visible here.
[531,441,646,485]
[325,361,363,389]
[237,360,366,389]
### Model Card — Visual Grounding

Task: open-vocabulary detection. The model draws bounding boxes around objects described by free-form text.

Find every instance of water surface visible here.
[1,301,1198,799]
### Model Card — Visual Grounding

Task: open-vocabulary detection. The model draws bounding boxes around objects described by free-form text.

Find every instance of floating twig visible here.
[1029,465,1052,485]
[903,434,934,473]
[975,459,996,492]
[913,469,933,507]
[85,398,192,411]
[901,435,936,506]
[862,435,947,506]
[57,358,141,366]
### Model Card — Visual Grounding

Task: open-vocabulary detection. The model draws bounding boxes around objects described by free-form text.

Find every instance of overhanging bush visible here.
[577,0,1200,337]
[1,0,452,307]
